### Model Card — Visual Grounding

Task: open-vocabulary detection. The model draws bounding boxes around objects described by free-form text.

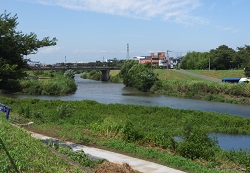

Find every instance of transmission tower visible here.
[126,43,130,59]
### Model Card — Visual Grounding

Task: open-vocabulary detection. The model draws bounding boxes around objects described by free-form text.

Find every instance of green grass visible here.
[151,69,250,105]
[186,70,245,79]
[1,97,250,173]
[109,70,120,77]
[0,118,87,173]
[154,69,207,81]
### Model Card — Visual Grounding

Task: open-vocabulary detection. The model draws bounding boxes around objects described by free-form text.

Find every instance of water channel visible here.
[6,74,250,151]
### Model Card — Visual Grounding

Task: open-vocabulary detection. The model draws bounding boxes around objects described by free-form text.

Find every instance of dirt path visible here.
[175,70,220,82]
[30,131,186,173]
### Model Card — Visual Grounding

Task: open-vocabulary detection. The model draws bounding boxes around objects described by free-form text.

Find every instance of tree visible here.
[180,51,210,70]
[236,45,250,68]
[0,12,57,91]
[120,60,138,87]
[120,60,158,92]
[209,45,236,70]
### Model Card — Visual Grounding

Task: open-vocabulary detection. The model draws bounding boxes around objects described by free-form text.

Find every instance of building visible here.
[139,56,151,64]
[134,51,181,69]
[150,52,167,68]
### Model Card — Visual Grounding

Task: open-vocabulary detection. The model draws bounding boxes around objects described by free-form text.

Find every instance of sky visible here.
[1,0,250,64]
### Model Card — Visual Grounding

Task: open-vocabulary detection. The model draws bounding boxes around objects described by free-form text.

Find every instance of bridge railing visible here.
[29,66,120,71]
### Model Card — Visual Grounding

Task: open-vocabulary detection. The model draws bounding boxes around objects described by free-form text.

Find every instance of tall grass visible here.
[1,96,250,172]
[20,76,77,95]
[150,80,250,105]
[0,118,86,172]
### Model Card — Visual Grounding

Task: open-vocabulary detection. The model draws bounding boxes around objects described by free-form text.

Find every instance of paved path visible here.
[30,132,186,173]
[174,70,220,82]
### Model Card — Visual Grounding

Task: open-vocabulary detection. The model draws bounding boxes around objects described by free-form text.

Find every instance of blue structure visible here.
[0,104,10,119]
[221,78,241,84]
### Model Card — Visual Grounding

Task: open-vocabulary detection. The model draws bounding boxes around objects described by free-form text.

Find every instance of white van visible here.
[238,78,250,83]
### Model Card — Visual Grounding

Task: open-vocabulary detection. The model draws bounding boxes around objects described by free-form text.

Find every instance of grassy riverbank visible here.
[1,96,250,173]
[19,71,77,95]
[151,69,250,105]
[0,118,89,172]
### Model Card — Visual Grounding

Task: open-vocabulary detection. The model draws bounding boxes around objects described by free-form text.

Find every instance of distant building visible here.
[134,51,182,69]
[151,52,167,68]
[139,56,151,64]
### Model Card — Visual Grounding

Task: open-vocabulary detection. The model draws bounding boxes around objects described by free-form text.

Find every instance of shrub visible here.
[122,121,143,143]
[64,69,76,79]
[177,118,218,160]
[177,131,218,160]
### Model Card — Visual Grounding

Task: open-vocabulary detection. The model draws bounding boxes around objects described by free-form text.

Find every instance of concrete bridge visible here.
[30,66,120,81]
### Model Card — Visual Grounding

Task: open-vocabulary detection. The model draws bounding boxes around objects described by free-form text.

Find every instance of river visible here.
[5,74,250,151]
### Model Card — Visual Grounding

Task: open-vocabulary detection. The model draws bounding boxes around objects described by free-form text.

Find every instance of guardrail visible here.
[0,104,10,119]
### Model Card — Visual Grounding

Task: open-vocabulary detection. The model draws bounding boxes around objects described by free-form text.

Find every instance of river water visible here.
[6,74,250,151]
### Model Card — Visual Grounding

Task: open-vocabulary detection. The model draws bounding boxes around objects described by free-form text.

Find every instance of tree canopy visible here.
[180,44,250,71]
[120,60,158,92]
[0,12,57,91]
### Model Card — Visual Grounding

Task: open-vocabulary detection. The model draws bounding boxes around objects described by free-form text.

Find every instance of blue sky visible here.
[1,0,250,64]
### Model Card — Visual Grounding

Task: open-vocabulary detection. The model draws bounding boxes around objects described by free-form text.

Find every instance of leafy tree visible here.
[120,60,158,91]
[209,45,236,70]
[120,60,138,87]
[236,45,250,68]
[0,12,57,91]
[180,51,210,70]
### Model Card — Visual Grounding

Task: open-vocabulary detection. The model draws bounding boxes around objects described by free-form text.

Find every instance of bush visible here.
[177,118,218,160]
[177,131,218,160]
[64,69,76,79]
[122,121,143,143]
[20,76,77,95]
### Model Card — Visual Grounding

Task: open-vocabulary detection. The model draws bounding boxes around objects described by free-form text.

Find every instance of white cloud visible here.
[37,46,61,54]
[31,0,205,25]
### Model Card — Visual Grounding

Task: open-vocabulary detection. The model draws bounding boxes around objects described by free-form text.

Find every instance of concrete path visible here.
[30,132,186,173]
[174,70,220,82]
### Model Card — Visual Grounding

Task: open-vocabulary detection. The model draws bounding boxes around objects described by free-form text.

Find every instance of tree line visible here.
[180,45,250,71]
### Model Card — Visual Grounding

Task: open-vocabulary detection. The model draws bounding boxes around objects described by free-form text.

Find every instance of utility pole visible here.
[209,57,211,70]
[126,43,130,59]
[166,50,171,69]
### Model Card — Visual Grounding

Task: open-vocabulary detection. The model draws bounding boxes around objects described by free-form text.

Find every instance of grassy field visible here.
[185,70,245,80]
[154,69,245,81]
[154,69,206,81]
[109,70,120,76]
[1,96,250,173]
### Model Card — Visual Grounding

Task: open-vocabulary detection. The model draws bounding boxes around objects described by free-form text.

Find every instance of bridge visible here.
[29,66,120,81]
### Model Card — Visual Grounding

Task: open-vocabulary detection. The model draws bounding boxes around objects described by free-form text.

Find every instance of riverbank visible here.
[2,96,250,173]
[82,69,250,105]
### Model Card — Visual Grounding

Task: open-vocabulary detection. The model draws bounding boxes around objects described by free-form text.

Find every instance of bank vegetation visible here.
[1,96,250,173]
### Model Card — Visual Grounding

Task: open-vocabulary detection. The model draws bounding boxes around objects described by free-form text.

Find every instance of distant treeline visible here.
[180,45,250,70]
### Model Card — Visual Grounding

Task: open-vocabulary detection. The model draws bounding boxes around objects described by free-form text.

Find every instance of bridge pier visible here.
[101,70,110,81]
